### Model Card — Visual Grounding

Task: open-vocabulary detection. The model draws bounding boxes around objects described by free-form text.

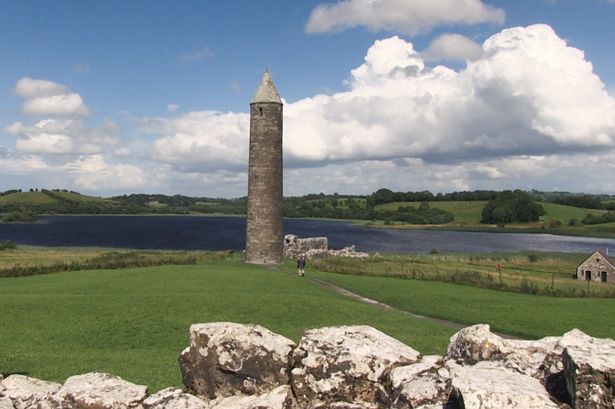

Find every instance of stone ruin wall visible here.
[2,322,615,409]
[283,234,369,260]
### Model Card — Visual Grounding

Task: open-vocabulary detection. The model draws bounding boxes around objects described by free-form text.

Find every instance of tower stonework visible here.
[245,71,284,264]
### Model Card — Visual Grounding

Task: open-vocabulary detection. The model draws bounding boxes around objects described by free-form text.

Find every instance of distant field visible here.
[0,191,112,205]
[376,201,487,224]
[0,192,57,204]
[376,201,615,237]
[539,202,604,222]
[50,191,114,203]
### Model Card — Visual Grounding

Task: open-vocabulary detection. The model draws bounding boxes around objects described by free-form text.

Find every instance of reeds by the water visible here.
[0,250,232,278]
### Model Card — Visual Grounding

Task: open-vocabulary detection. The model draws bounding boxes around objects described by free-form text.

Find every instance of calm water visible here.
[1,215,615,254]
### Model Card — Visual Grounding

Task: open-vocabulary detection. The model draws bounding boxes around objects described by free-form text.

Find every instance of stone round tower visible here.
[245,71,283,265]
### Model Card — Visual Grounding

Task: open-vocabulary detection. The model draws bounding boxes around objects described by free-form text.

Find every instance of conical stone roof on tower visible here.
[245,71,284,265]
[252,71,282,104]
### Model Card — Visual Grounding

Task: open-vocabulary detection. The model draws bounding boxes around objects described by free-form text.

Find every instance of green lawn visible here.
[4,252,615,393]
[0,259,455,391]
[539,202,604,222]
[50,191,115,203]
[0,192,57,204]
[309,269,615,340]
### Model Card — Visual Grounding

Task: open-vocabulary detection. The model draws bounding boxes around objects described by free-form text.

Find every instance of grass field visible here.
[308,268,615,340]
[375,201,487,224]
[0,192,58,205]
[373,200,615,238]
[0,256,456,391]
[0,191,112,205]
[310,251,615,298]
[376,200,605,225]
[50,191,114,203]
[3,249,615,392]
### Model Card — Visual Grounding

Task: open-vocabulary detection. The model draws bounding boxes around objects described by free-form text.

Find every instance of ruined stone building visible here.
[245,71,284,264]
[576,249,615,283]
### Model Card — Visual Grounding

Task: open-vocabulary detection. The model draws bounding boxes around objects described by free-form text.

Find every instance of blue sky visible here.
[1,0,615,197]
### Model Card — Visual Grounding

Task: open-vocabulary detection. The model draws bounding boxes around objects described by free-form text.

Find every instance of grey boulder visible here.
[291,325,421,408]
[180,322,295,399]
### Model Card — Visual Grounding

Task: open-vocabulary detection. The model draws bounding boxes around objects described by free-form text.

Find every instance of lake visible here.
[1,215,615,254]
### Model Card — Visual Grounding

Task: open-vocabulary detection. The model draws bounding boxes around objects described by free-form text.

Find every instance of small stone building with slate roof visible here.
[576,249,615,283]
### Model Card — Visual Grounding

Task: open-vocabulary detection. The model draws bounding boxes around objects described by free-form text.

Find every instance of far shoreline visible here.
[4,213,613,240]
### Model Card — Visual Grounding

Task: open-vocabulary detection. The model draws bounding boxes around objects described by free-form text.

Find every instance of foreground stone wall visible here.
[2,323,614,409]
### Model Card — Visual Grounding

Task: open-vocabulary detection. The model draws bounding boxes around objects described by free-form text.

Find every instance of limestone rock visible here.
[388,356,452,408]
[284,235,328,259]
[180,322,295,399]
[314,403,379,409]
[58,372,147,409]
[448,361,561,408]
[291,325,421,408]
[1,375,61,409]
[560,329,615,409]
[0,396,13,409]
[283,235,368,259]
[207,385,295,409]
[142,388,208,409]
[327,246,369,259]
[446,324,512,365]
[446,324,566,380]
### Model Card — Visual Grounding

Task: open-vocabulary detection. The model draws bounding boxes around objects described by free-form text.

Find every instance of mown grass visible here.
[307,268,615,340]
[311,252,615,298]
[0,257,456,391]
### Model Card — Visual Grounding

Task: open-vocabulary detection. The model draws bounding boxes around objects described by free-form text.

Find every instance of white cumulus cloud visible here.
[306,0,505,35]
[13,77,90,117]
[14,77,67,99]
[142,24,615,196]
[21,93,90,117]
[283,25,615,164]
[6,118,121,155]
[144,111,250,171]
[65,155,148,191]
[423,33,484,62]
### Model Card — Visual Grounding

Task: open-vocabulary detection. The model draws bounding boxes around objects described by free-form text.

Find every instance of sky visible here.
[1,0,615,198]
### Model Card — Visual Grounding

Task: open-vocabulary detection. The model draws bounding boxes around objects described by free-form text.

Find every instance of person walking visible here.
[297,254,306,277]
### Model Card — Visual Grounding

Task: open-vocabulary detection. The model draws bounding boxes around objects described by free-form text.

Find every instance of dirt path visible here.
[293,272,518,339]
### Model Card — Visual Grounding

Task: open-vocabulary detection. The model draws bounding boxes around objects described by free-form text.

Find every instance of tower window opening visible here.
[259,107,263,116]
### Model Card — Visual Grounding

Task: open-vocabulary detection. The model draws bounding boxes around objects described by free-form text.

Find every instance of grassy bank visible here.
[0,257,456,391]
[372,200,615,238]
[0,247,233,278]
[311,252,615,298]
